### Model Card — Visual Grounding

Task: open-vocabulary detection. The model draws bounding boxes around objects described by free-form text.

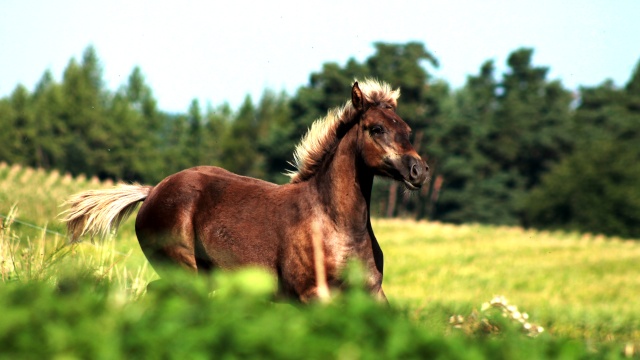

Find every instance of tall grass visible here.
[1,205,154,300]
[1,163,154,299]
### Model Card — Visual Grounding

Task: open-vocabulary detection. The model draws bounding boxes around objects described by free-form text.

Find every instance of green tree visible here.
[186,99,204,165]
[527,140,640,238]
[0,98,13,162]
[93,66,166,182]
[429,61,502,223]
[255,90,293,183]
[160,113,193,174]
[496,48,573,188]
[200,102,232,168]
[431,49,572,225]
[59,46,110,177]
[123,66,165,182]
[31,70,66,169]
[1,85,36,165]
[220,96,264,177]
[526,60,640,237]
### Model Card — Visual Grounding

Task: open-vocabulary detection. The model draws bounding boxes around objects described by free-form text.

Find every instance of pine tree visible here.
[3,85,36,165]
[255,90,293,183]
[32,70,66,169]
[186,99,204,165]
[429,61,501,223]
[59,46,110,177]
[200,102,232,168]
[220,96,264,177]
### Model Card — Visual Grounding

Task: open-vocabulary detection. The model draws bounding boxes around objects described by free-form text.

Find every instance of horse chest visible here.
[322,228,353,272]
[312,218,369,280]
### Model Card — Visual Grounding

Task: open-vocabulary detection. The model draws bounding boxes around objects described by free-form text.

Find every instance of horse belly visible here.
[200,215,281,271]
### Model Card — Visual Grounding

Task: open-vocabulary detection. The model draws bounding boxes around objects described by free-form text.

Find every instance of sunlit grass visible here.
[374,218,640,343]
[1,162,156,299]
[1,206,156,300]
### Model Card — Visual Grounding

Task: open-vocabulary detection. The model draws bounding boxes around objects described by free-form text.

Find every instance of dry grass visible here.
[1,164,156,299]
[1,206,154,300]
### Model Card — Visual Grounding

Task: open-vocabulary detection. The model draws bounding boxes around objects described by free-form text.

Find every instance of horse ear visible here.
[352,81,364,111]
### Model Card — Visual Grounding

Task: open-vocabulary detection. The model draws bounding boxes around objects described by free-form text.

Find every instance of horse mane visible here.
[287,79,400,183]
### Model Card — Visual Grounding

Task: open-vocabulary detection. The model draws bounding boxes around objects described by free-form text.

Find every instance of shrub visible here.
[0,270,625,359]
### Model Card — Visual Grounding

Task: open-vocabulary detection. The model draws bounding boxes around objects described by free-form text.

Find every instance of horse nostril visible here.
[410,163,421,180]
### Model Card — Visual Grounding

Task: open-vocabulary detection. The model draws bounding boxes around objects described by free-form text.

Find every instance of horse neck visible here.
[311,125,373,229]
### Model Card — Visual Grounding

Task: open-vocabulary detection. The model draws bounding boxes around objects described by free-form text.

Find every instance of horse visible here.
[61,79,429,302]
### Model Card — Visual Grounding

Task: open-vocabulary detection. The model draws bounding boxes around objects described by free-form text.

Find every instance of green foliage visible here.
[219,96,264,177]
[431,49,573,225]
[0,269,626,359]
[526,129,640,238]
[525,60,640,238]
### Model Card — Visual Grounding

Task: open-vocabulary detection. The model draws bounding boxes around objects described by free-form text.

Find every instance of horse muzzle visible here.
[401,155,429,190]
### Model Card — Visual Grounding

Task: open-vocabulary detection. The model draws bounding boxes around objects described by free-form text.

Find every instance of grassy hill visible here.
[1,162,639,356]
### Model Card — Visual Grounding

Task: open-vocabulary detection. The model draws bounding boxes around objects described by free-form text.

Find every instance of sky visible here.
[1,0,639,113]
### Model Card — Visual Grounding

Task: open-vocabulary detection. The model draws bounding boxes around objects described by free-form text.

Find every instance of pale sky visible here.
[1,0,639,112]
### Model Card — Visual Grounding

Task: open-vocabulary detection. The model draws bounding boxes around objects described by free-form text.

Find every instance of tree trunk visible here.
[386,182,398,218]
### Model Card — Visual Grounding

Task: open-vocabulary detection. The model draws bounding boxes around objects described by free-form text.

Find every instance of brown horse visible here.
[62,79,429,302]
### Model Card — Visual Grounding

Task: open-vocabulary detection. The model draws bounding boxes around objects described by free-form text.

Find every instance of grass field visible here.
[1,162,639,357]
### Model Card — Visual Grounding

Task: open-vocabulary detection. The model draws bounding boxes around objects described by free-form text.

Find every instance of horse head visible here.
[351,81,429,190]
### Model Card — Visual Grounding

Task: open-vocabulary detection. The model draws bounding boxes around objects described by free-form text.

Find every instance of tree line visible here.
[1,43,639,238]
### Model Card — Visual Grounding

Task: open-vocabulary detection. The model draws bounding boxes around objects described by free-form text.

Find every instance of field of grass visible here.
[374,219,640,343]
[1,162,639,357]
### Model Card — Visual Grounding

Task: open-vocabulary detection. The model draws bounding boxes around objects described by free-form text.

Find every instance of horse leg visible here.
[136,210,200,278]
[139,234,205,297]
[298,286,331,303]
[375,287,388,304]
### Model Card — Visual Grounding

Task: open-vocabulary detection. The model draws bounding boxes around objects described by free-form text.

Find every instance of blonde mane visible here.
[287,79,400,183]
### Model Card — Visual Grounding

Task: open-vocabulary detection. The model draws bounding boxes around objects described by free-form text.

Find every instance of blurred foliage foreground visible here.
[0,268,631,359]
[1,213,638,359]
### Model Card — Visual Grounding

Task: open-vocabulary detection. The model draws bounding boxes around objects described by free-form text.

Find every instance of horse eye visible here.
[370,125,384,135]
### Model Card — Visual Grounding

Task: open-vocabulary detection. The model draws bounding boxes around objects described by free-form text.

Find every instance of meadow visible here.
[1,162,639,358]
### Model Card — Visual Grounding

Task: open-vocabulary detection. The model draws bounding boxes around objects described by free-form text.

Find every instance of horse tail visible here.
[60,183,152,242]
